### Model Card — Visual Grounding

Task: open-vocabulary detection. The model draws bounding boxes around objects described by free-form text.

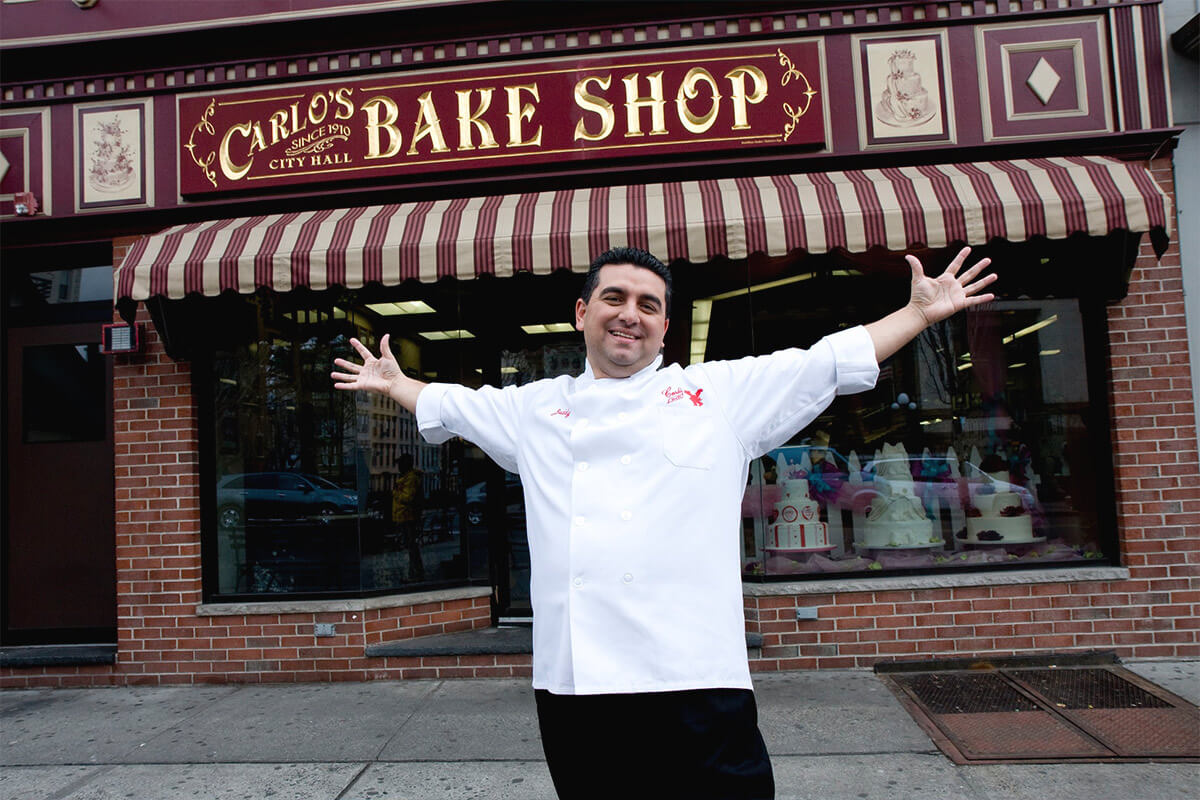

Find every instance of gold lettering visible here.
[219,122,255,181]
[308,93,328,126]
[622,71,667,137]
[334,87,355,120]
[268,109,290,146]
[455,88,498,151]
[724,66,768,129]
[289,103,307,138]
[573,75,614,142]
[676,67,721,134]
[505,84,542,147]
[360,95,402,159]
[408,91,450,155]
[246,122,269,155]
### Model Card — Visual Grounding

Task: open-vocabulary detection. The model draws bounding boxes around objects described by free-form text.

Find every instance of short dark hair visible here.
[581,247,673,318]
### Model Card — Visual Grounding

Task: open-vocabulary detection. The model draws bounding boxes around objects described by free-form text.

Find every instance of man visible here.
[332,245,995,799]
[391,453,424,581]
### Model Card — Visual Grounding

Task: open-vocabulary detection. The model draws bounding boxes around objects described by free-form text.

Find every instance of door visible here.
[4,322,116,644]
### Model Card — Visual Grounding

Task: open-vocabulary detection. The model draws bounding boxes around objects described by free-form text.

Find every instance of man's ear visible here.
[663,317,669,335]
[575,298,587,331]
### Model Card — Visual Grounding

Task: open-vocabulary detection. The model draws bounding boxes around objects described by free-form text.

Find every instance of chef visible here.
[331,245,996,799]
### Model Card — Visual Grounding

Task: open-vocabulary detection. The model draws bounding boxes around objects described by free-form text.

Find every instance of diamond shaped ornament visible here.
[1026,57,1061,105]
[0,150,9,183]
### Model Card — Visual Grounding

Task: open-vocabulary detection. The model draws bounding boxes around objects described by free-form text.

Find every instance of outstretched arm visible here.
[331,334,426,414]
[864,246,997,364]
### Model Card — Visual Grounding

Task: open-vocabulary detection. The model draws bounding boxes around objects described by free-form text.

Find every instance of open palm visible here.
[907,247,997,325]
[332,334,403,395]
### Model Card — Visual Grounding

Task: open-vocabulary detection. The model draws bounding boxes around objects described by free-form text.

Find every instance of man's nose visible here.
[617,301,639,323]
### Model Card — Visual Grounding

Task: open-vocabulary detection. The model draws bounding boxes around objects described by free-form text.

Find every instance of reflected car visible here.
[217,472,358,528]
[854,456,1037,515]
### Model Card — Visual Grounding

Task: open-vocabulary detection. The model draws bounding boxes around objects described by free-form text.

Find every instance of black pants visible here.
[535,687,775,800]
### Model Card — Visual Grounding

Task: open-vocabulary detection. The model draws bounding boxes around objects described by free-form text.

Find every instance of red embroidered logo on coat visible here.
[663,387,704,407]
[550,408,571,418]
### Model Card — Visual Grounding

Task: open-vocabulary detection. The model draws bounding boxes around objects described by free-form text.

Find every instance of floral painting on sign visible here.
[77,104,147,208]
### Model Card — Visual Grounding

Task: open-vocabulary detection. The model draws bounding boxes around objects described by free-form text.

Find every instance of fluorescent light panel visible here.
[520,323,575,334]
[366,300,435,316]
[1003,314,1058,344]
[418,329,475,340]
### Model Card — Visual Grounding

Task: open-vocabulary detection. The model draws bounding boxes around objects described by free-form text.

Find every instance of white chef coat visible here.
[416,325,879,694]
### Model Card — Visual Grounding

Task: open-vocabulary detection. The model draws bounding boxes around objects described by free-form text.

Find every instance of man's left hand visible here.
[906,246,998,326]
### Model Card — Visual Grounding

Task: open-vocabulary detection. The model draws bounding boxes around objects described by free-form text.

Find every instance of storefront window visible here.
[737,249,1117,579]
[204,283,487,598]
[201,245,1117,600]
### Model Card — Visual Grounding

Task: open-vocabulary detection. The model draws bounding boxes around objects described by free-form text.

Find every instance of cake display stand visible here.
[765,546,837,555]
[853,541,942,552]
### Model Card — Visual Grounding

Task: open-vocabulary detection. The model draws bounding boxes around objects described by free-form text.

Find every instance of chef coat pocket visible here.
[659,407,715,469]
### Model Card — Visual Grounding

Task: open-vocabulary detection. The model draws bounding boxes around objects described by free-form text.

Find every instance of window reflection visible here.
[740,259,1112,578]
[209,289,476,597]
[205,248,1117,599]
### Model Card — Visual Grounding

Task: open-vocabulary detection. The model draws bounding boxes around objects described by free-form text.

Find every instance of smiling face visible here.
[575,262,670,379]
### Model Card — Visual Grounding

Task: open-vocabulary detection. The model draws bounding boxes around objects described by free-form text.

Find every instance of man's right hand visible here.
[331,334,426,412]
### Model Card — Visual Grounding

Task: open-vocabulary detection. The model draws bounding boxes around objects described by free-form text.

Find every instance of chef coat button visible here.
[577,461,589,472]
[573,577,583,587]
[618,412,628,421]
[623,573,633,583]
[574,516,586,527]
[620,455,632,465]
[620,510,633,521]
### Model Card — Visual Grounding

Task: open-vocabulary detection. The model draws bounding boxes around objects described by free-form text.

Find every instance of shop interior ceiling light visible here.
[418,329,474,340]
[520,323,575,334]
[366,300,436,316]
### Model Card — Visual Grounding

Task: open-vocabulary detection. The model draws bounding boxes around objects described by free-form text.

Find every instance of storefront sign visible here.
[178,40,824,195]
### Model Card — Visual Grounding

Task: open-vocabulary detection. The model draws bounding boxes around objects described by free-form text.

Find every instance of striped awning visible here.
[115,156,1172,302]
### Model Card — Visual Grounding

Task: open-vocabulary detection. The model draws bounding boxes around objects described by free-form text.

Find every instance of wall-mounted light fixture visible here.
[100,322,142,354]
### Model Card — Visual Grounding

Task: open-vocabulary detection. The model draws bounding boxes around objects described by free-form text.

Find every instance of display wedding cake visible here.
[767,479,830,550]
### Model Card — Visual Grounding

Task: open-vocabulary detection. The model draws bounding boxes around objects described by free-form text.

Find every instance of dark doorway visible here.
[3,257,117,646]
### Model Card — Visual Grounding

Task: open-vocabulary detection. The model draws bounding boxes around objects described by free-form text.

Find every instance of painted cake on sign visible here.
[876,49,934,127]
[767,479,830,550]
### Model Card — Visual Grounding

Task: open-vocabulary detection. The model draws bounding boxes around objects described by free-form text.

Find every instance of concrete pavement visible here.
[1,660,1196,800]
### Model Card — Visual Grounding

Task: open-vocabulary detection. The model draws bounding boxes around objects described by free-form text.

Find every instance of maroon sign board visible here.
[178,40,825,195]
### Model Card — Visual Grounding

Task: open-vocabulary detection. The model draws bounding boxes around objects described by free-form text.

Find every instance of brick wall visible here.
[3,160,1195,688]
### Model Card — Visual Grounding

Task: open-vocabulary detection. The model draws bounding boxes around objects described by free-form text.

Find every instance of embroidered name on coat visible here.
[663,387,704,407]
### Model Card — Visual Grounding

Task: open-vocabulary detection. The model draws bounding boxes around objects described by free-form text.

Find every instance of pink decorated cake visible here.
[767,479,829,550]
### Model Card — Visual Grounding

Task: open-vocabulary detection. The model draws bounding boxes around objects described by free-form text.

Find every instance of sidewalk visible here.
[2,660,1196,800]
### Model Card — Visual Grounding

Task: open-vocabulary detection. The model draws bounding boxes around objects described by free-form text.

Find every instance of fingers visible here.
[332,357,362,372]
[964,292,996,307]
[958,257,992,285]
[905,254,926,283]
[944,246,972,277]
[330,371,359,383]
[349,337,375,361]
[962,272,998,297]
[380,333,394,360]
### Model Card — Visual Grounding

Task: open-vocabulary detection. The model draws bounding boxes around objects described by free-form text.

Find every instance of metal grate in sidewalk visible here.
[879,665,1200,764]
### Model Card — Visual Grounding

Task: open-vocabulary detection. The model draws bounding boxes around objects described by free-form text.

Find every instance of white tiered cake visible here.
[767,479,830,551]
[856,444,937,548]
[962,488,1040,544]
